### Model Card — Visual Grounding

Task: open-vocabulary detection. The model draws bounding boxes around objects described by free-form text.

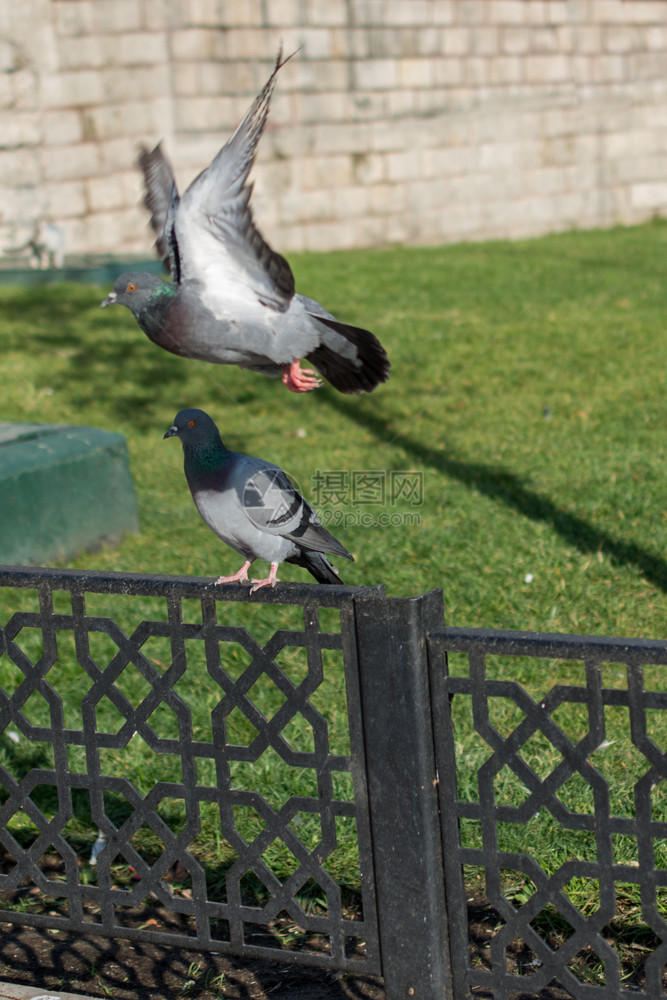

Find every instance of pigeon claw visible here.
[214,560,252,585]
[282,360,322,393]
[249,562,280,594]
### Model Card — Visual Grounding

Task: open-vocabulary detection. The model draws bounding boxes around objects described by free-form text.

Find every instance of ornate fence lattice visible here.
[4,568,667,1000]
[0,566,383,974]
[429,627,667,1000]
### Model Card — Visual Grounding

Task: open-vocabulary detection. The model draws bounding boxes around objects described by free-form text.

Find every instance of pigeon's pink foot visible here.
[249,562,280,594]
[214,560,252,585]
[282,360,321,393]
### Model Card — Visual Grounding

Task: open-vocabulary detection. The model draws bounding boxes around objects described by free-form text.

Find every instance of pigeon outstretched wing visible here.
[174,50,296,312]
[137,143,181,275]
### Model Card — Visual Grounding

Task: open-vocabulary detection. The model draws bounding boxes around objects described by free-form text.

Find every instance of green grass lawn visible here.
[2,221,666,635]
[1,221,667,935]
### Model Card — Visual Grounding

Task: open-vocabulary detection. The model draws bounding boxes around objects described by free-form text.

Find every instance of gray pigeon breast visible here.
[161,284,320,370]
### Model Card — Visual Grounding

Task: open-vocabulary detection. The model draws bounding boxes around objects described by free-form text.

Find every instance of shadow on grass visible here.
[2,286,264,430]
[321,392,667,596]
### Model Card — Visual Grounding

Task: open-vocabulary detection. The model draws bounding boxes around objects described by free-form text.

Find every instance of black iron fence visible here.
[1,566,666,999]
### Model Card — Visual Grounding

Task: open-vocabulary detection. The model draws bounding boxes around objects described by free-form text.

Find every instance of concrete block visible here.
[556,25,575,51]
[489,55,523,84]
[54,1,95,37]
[588,2,625,23]
[625,1,667,23]
[142,0,176,30]
[501,27,531,54]
[383,1,431,25]
[0,40,18,73]
[111,31,169,66]
[456,1,490,24]
[85,173,131,212]
[44,180,88,219]
[489,1,527,25]
[170,28,221,61]
[630,180,667,209]
[572,26,601,55]
[0,149,43,188]
[570,54,594,84]
[631,52,667,79]
[349,0,382,24]
[354,58,398,90]
[351,151,386,184]
[304,0,349,26]
[333,184,369,218]
[525,53,571,82]
[369,182,406,215]
[292,59,349,92]
[604,26,636,52]
[0,75,14,110]
[12,71,39,111]
[303,218,357,251]
[593,54,628,81]
[399,57,436,88]
[332,27,367,57]
[643,25,667,50]
[44,70,106,108]
[42,110,83,146]
[531,26,559,52]
[472,27,500,55]
[386,150,422,183]
[0,423,139,566]
[296,91,355,124]
[464,57,490,85]
[92,0,143,33]
[212,0,263,26]
[432,2,456,26]
[187,0,238,25]
[2,113,42,149]
[434,58,465,86]
[417,27,446,55]
[291,27,334,59]
[368,27,413,58]
[546,1,568,24]
[302,154,355,189]
[56,35,105,71]
[98,65,171,103]
[443,28,471,56]
[45,143,102,183]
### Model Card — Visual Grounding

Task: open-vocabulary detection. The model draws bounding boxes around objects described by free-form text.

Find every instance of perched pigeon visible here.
[101,51,390,395]
[164,408,354,591]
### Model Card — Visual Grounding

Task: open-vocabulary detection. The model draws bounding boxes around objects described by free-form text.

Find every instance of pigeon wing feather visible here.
[175,50,295,312]
[237,461,353,560]
[137,143,181,276]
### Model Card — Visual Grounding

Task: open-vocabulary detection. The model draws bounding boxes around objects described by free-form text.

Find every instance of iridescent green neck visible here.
[184,437,229,479]
[137,281,178,329]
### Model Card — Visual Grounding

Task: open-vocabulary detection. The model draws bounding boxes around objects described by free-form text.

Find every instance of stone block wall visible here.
[1,0,666,259]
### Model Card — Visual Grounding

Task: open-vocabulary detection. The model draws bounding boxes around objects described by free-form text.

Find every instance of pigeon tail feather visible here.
[287,550,345,585]
[306,316,391,394]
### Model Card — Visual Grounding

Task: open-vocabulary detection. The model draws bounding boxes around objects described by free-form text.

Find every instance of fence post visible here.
[353,589,452,1000]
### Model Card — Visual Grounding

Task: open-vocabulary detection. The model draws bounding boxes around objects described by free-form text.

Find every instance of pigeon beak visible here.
[163,425,178,440]
[99,291,117,308]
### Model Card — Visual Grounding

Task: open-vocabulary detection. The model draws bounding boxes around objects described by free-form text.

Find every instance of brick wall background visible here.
[1,0,666,260]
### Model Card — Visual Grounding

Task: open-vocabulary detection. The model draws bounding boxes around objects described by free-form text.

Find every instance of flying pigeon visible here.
[101,51,390,395]
[164,408,354,591]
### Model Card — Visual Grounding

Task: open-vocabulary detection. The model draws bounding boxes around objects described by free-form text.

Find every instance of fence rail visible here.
[429,625,667,1000]
[0,566,384,974]
[1,565,667,999]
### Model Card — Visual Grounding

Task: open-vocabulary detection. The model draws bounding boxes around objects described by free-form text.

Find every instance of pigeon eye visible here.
[187,420,196,427]
[126,282,136,293]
